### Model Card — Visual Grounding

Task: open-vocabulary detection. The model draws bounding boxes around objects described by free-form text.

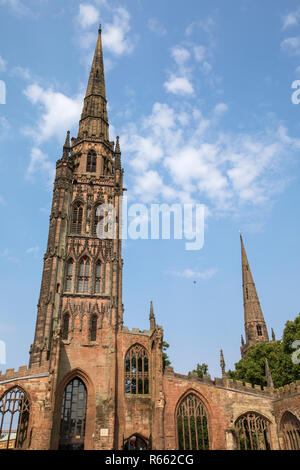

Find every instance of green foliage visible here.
[162,341,171,370]
[228,314,300,388]
[192,363,209,378]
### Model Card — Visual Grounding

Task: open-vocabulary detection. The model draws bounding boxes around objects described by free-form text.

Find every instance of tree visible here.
[162,341,171,370]
[193,363,209,379]
[227,314,300,388]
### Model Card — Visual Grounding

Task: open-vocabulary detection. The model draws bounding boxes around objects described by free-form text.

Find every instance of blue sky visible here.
[1,0,300,379]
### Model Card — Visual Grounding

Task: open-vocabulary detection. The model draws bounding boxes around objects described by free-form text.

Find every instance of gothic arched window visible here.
[72,202,83,234]
[256,325,262,336]
[90,315,98,341]
[77,257,90,293]
[125,344,149,395]
[65,260,74,292]
[62,314,70,340]
[59,377,87,450]
[235,412,271,450]
[0,387,30,449]
[93,204,104,237]
[280,411,300,450]
[95,262,101,293]
[86,150,97,173]
[176,393,209,450]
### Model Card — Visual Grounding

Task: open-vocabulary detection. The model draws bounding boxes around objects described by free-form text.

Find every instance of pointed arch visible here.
[71,201,83,234]
[86,149,97,173]
[62,313,70,340]
[89,314,98,342]
[65,259,74,292]
[94,260,102,293]
[234,411,271,450]
[0,386,31,449]
[125,344,149,395]
[77,256,90,293]
[280,411,300,450]
[175,391,210,450]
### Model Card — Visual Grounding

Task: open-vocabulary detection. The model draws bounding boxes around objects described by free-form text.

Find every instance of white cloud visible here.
[168,268,218,280]
[120,101,300,213]
[23,84,83,144]
[164,75,194,95]
[0,117,9,140]
[171,46,190,66]
[281,37,300,56]
[148,18,166,36]
[102,7,135,55]
[0,55,7,72]
[77,4,99,29]
[194,45,206,63]
[0,0,32,16]
[26,246,40,254]
[26,147,55,184]
[282,8,300,30]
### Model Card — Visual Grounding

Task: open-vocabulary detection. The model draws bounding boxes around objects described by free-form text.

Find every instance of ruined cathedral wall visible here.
[272,382,300,449]
[163,369,279,450]
[0,366,52,449]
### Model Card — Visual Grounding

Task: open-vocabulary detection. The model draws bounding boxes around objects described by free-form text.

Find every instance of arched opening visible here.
[62,314,70,340]
[59,377,87,450]
[90,315,98,342]
[86,150,97,173]
[176,393,209,450]
[123,434,149,450]
[95,261,101,293]
[72,202,83,234]
[65,259,74,292]
[77,257,90,293]
[234,411,271,450]
[125,344,149,395]
[280,411,300,450]
[0,387,30,449]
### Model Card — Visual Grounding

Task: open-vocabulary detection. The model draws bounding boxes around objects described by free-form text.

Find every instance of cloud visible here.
[147,18,166,36]
[102,7,135,55]
[26,147,55,184]
[77,3,99,29]
[171,46,190,66]
[0,117,9,140]
[164,75,194,95]
[0,55,7,72]
[120,101,300,214]
[0,249,19,263]
[168,267,218,280]
[281,37,300,56]
[0,195,5,206]
[282,8,300,30]
[23,83,83,144]
[0,0,32,16]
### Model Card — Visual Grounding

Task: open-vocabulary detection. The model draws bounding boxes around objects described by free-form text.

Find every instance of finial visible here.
[115,136,121,154]
[271,328,276,342]
[241,334,245,346]
[63,130,71,158]
[114,136,121,170]
[98,23,102,33]
[264,357,274,389]
[149,301,156,330]
[220,349,226,377]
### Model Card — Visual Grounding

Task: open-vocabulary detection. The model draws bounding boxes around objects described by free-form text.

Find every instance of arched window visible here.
[280,411,300,450]
[256,325,262,336]
[59,377,87,450]
[62,314,70,340]
[72,202,83,234]
[95,262,101,293]
[234,412,271,450]
[123,434,148,450]
[90,315,98,341]
[77,257,90,293]
[125,344,149,395]
[86,150,97,173]
[65,260,74,292]
[0,387,30,449]
[176,393,209,450]
[93,204,104,237]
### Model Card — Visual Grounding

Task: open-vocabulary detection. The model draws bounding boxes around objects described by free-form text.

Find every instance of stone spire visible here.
[240,234,269,357]
[62,130,71,159]
[264,357,274,389]
[149,301,156,330]
[114,136,121,170]
[78,25,109,141]
[220,349,226,377]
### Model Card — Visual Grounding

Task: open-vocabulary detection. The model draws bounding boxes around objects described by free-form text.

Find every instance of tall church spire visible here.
[240,234,269,357]
[78,24,109,141]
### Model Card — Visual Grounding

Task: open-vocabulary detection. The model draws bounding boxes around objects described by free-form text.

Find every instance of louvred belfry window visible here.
[72,203,83,234]
[235,412,271,450]
[77,257,90,293]
[176,393,209,450]
[0,387,30,449]
[90,315,97,341]
[65,260,74,292]
[86,150,97,172]
[125,344,149,394]
[95,262,101,293]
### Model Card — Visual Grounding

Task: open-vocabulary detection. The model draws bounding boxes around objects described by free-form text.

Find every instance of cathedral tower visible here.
[240,234,269,357]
